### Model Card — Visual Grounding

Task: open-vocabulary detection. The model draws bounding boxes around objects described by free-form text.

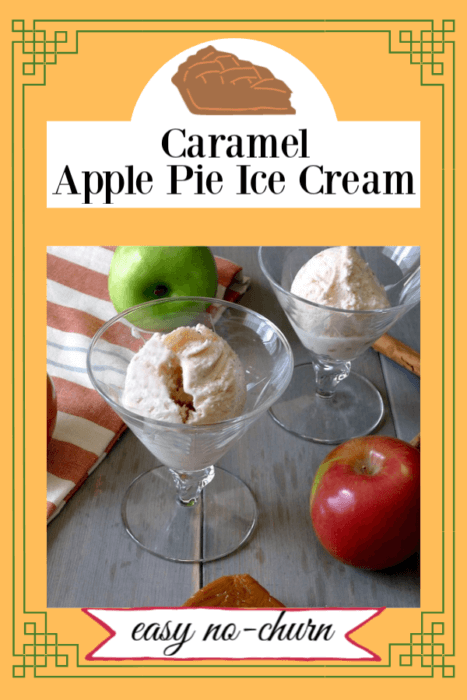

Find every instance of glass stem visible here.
[313,359,351,398]
[170,466,215,507]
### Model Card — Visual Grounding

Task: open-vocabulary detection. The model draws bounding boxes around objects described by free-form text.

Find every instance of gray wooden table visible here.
[47,246,420,609]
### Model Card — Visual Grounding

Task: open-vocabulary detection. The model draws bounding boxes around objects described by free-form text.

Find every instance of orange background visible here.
[1,0,465,697]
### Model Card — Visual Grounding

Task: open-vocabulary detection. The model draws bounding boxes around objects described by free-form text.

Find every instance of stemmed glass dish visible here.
[87,297,293,563]
[258,246,420,444]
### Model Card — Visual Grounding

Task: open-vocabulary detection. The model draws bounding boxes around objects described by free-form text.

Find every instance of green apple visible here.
[108,246,218,329]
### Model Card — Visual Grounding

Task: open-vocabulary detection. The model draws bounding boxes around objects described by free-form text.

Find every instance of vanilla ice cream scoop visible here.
[288,247,391,361]
[122,324,247,425]
[291,246,390,311]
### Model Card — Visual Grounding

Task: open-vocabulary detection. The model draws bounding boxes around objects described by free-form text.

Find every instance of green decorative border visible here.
[11,18,455,679]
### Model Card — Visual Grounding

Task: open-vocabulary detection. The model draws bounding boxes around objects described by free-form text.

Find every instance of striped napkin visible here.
[46,247,250,523]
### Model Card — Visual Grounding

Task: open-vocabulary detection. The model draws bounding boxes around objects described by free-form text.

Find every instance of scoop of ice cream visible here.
[288,247,391,361]
[122,324,247,425]
[291,246,390,311]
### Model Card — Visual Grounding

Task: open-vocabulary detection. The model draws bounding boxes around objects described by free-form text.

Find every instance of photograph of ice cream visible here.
[47,245,420,610]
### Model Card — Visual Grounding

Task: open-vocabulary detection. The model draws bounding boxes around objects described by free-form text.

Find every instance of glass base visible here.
[121,465,257,563]
[269,363,385,444]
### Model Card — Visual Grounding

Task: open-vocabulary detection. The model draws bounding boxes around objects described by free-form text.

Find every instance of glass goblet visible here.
[258,246,420,444]
[86,297,293,563]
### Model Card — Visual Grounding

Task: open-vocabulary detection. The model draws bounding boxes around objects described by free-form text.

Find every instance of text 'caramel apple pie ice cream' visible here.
[289,247,391,361]
[122,324,247,425]
[172,45,295,115]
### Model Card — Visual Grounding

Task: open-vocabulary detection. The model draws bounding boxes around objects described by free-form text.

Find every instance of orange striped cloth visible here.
[46,247,250,523]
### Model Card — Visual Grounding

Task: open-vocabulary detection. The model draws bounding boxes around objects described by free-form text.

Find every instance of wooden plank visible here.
[378,305,420,443]
[47,428,200,608]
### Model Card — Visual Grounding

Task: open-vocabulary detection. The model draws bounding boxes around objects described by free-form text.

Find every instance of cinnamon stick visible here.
[372,333,420,377]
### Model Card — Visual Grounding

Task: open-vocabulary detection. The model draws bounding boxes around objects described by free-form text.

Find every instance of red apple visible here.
[47,373,57,445]
[310,436,420,570]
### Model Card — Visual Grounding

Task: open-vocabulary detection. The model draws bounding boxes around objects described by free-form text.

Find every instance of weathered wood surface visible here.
[47,246,420,609]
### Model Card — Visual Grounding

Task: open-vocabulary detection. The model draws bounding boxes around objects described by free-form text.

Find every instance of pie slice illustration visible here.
[172,45,295,115]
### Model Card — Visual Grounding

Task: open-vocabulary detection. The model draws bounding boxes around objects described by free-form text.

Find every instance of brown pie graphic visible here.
[172,45,295,115]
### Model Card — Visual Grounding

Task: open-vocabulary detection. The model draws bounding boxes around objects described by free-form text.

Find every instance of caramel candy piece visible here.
[172,45,295,115]
[182,574,285,608]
